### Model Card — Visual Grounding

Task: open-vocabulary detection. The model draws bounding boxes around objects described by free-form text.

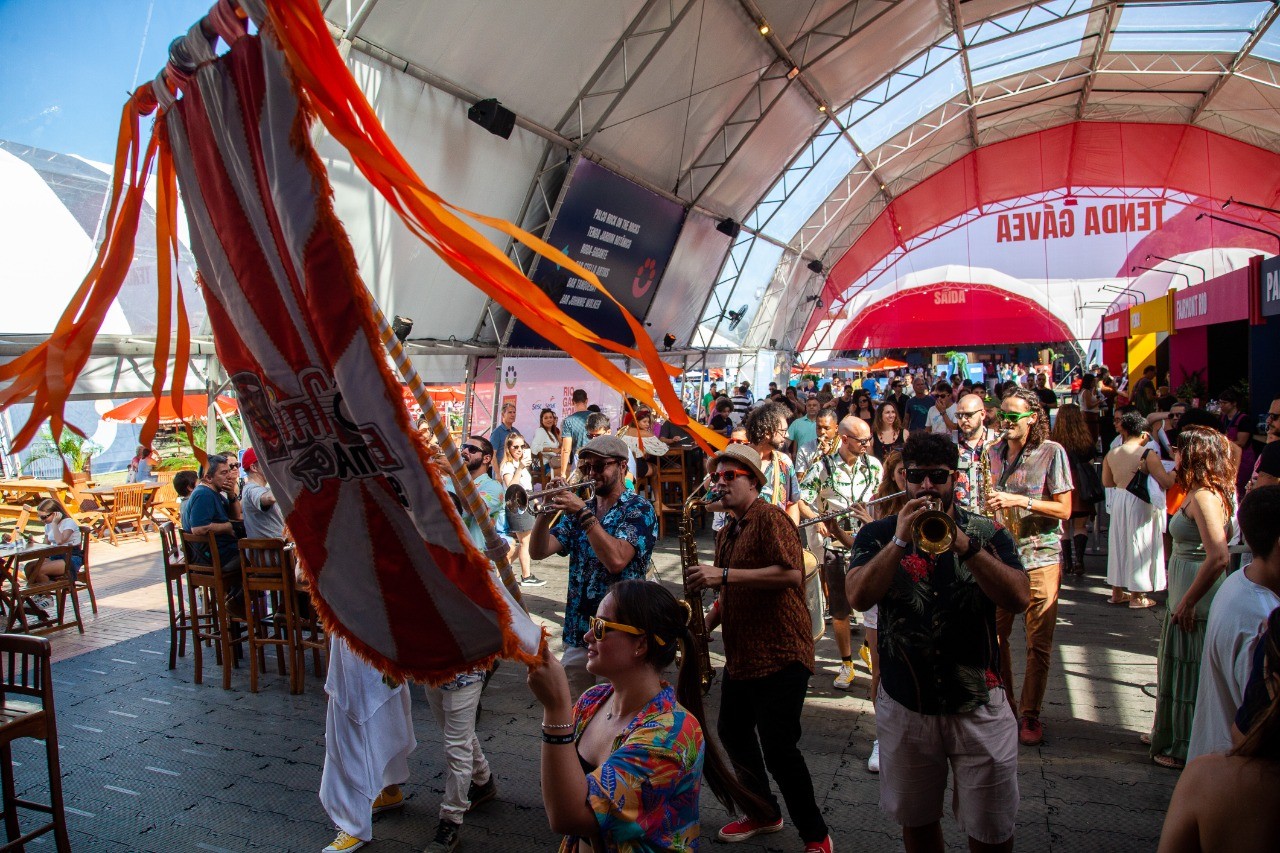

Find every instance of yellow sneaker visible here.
[372,784,404,814]
[859,643,872,671]
[322,830,366,852]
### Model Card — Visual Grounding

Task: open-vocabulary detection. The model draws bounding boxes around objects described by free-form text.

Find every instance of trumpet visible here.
[505,480,597,516]
[913,499,957,555]
[798,490,907,528]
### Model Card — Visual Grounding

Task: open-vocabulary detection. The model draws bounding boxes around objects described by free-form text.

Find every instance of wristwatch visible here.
[1025,496,1033,510]
[960,538,982,562]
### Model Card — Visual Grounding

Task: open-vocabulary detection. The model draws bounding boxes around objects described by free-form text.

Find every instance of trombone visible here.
[505,480,598,516]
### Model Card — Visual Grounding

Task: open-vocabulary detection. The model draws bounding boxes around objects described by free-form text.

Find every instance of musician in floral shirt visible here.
[847,433,1028,853]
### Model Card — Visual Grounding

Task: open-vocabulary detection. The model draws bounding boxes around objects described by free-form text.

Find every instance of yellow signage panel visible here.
[1129,293,1172,335]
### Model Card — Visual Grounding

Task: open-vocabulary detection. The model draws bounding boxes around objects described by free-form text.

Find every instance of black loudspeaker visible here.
[807,259,824,274]
[716,218,742,238]
[468,98,516,139]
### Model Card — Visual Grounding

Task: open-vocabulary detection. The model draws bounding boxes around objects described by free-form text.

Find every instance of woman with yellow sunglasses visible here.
[527,580,765,851]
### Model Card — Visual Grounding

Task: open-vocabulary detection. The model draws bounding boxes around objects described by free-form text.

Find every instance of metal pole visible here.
[206,356,219,456]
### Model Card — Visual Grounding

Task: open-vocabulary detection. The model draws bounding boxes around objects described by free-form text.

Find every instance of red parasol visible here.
[101,394,238,424]
[401,385,466,406]
[866,357,908,371]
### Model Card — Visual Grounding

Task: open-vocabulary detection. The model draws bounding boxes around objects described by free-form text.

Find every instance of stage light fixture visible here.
[392,315,414,342]
[467,98,516,139]
[807,259,824,275]
[787,66,800,80]
[716,218,742,238]
[758,22,771,36]
[662,333,677,351]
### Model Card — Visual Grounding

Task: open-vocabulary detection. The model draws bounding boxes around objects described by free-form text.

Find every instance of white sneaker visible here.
[867,740,880,773]
[832,661,856,691]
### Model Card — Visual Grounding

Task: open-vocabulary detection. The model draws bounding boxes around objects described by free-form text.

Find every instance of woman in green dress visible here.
[1149,426,1237,768]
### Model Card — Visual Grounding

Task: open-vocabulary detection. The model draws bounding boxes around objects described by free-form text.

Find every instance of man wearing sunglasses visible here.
[183,453,245,600]
[926,382,958,437]
[798,416,882,690]
[685,444,832,852]
[458,437,506,549]
[530,435,657,697]
[985,388,1074,747]
[846,433,1028,853]
[953,393,1000,516]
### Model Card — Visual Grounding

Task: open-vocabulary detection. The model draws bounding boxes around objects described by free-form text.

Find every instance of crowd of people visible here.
[164,363,1280,853]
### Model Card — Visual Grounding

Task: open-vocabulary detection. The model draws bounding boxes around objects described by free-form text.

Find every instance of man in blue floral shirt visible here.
[530,435,657,696]
[847,433,1029,853]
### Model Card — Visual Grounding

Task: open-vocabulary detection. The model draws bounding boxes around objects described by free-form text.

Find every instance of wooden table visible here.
[84,482,160,507]
[0,480,73,513]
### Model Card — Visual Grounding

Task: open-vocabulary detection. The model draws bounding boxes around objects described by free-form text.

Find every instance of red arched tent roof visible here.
[804,121,1280,348]
[832,283,1075,351]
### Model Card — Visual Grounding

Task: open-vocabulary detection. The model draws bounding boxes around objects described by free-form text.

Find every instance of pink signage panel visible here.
[1173,268,1250,330]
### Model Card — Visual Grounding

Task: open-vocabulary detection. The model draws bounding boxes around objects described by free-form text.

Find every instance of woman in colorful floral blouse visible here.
[527,580,764,852]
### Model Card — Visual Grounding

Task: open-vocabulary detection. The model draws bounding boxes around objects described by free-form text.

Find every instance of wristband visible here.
[541,732,576,745]
[959,538,982,562]
[890,534,910,549]
[542,721,575,730]
[574,507,594,524]
[1026,496,1034,511]
[721,566,730,588]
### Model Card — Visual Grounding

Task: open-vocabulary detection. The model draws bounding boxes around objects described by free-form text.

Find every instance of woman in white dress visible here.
[528,409,563,485]
[1102,409,1175,608]
[499,431,543,587]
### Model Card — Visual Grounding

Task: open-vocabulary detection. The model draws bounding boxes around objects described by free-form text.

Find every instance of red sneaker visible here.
[1019,715,1044,746]
[717,815,784,842]
[804,836,835,852]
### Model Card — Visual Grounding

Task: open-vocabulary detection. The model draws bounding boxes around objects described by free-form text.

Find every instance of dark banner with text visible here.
[508,158,686,349]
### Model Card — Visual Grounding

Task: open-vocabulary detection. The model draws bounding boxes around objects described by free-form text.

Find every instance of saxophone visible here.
[978,430,1016,536]
[680,477,718,694]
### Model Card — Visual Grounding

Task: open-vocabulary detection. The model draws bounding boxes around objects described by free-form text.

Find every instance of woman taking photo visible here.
[617,409,668,481]
[1101,410,1174,606]
[527,580,764,851]
[870,402,907,462]
[529,409,564,486]
[498,431,543,588]
[1149,426,1237,769]
[1052,403,1101,576]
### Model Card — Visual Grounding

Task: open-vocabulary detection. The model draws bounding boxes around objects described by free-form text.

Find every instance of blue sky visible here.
[0,0,211,162]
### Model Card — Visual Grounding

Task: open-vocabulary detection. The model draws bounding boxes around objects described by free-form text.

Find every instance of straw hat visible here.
[712,443,766,486]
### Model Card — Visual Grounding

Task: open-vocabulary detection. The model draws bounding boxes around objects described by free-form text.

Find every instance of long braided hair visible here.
[1001,386,1049,448]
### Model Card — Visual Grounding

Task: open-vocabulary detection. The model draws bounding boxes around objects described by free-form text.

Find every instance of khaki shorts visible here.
[875,686,1019,844]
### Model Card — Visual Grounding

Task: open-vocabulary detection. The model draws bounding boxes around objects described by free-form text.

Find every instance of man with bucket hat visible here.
[530,435,658,696]
[685,444,833,852]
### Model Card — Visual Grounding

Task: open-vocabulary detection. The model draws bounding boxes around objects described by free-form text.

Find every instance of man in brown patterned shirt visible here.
[685,444,832,852]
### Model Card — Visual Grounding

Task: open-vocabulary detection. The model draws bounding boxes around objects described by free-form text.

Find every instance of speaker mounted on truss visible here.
[468,98,516,139]
[716,218,742,239]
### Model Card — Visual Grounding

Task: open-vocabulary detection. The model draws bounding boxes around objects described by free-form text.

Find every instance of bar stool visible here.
[179,530,246,689]
[238,538,302,693]
[159,522,199,670]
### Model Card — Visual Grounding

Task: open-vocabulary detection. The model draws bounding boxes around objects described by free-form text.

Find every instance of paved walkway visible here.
[27,535,1177,852]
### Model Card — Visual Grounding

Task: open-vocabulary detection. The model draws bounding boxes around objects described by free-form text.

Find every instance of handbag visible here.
[1124,449,1152,505]
[1072,455,1104,505]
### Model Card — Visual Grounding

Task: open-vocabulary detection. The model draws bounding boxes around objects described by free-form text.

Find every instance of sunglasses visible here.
[588,616,665,645]
[461,444,485,455]
[510,443,527,449]
[579,459,618,475]
[842,434,873,445]
[998,410,1036,423]
[711,470,750,484]
[955,409,984,419]
[1268,413,1280,421]
[38,514,53,522]
[905,468,952,485]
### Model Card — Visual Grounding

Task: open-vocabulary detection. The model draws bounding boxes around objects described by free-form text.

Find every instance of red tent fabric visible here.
[101,394,238,424]
[834,285,1074,350]
[865,357,908,370]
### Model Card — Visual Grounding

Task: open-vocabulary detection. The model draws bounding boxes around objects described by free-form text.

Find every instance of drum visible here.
[802,549,825,642]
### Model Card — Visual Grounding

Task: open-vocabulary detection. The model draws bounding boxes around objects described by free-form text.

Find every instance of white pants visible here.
[424,681,491,824]
[320,639,416,840]
[561,645,603,698]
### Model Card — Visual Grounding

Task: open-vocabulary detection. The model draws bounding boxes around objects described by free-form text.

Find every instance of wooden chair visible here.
[0,635,71,852]
[147,472,180,527]
[160,522,199,670]
[69,526,96,615]
[237,538,304,693]
[103,484,150,545]
[180,530,246,689]
[651,451,690,538]
[293,571,328,692]
[5,544,83,636]
[63,482,108,542]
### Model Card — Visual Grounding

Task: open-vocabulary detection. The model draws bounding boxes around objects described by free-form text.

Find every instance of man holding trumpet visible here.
[529,435,657,697]
[798,415,882,690]
[846,433,1029,853]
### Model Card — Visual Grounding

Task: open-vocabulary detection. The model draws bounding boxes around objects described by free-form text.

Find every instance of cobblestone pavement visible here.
[23,536,1177,852]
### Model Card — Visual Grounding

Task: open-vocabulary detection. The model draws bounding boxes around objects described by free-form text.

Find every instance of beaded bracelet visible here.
[542,722,575,730]
[542,732,576,745]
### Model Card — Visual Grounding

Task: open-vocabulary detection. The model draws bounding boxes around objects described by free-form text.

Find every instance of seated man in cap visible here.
[529,435,658,697]
[240,447,286,541]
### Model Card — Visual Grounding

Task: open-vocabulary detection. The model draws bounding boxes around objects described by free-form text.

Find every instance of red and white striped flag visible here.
[164,30,541,681]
